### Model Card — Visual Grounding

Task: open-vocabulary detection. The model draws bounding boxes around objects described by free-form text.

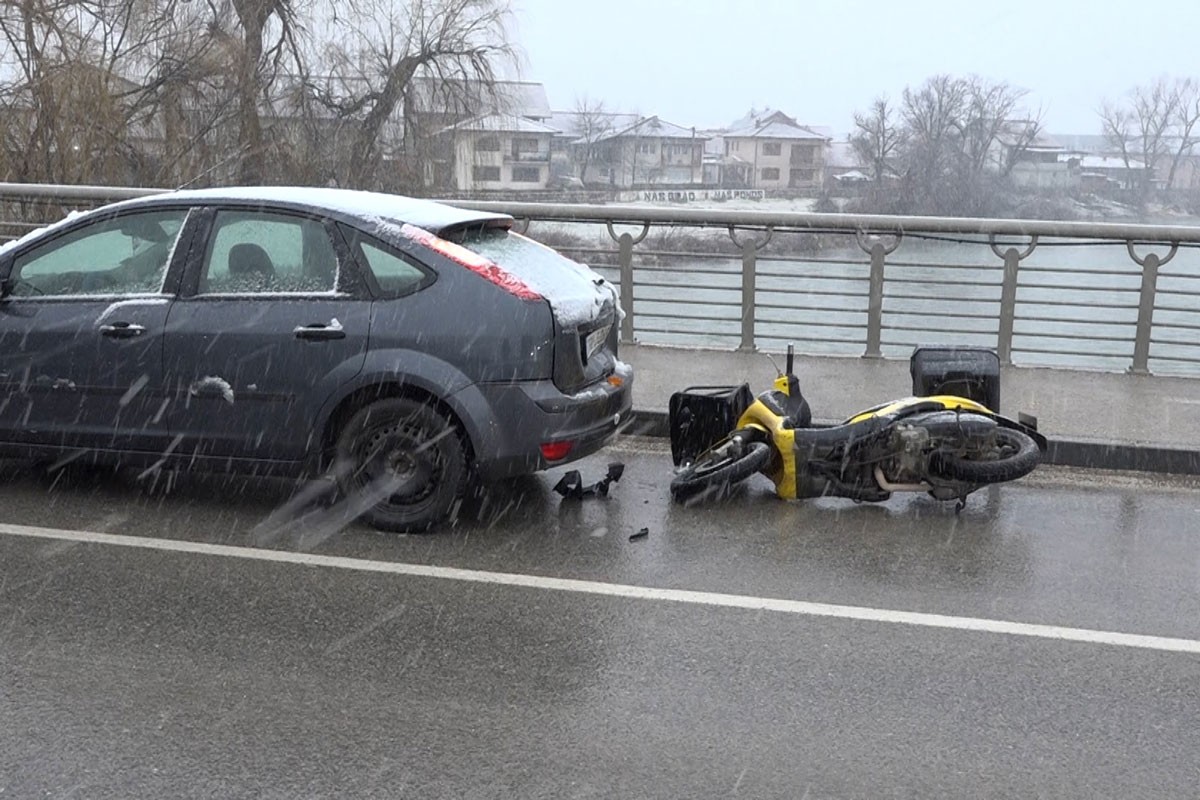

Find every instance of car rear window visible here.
[449,228,616,326]
[358,238,428,295]
[452,228,577,275]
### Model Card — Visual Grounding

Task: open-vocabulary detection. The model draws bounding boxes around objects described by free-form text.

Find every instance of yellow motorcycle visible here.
[669,346,1046,508]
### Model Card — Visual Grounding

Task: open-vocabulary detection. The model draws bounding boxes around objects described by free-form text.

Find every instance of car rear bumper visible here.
[464,360,634,481]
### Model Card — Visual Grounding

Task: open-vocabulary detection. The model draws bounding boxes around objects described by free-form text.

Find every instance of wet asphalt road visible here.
[2,438,1200,798]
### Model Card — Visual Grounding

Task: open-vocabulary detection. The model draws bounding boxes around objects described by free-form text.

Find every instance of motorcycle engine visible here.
[887,424,931,482]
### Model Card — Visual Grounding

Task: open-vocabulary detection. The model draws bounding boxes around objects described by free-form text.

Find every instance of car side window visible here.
[199,210,339,295]
[356,237,429,295]
[11,209,187,298]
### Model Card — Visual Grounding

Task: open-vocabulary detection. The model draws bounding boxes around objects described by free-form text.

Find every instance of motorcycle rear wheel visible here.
[670,439,771,502]
[928,427,1041,484]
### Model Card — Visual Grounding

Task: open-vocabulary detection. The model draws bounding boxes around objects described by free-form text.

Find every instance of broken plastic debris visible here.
[552,462,624,500]
[629,528,649,541]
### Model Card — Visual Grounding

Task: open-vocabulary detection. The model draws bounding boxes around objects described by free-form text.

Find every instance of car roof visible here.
[112,186,512,234]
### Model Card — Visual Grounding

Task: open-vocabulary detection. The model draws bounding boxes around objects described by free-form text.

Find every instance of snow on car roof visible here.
[121,186,513,233]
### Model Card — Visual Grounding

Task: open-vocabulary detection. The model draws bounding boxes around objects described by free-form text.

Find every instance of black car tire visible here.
[928,427,1041,484]
[334,397,466,533]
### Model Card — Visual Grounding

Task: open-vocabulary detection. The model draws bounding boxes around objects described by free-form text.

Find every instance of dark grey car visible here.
[0,187,632,531]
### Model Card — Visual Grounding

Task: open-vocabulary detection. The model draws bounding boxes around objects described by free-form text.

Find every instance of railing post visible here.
[997,249,1020,366]
[865,243,885,358]
[729,226,773,352]
[989,235,1037,366]
[1128,241,1178,375]
[856,231,901,359]
[740,239,757,351]
[618,233,636,343]
[606,222,650,345]
[1131,253,1159,375]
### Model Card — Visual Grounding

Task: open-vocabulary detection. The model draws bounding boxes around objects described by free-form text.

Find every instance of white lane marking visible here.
[2,521,1199,655]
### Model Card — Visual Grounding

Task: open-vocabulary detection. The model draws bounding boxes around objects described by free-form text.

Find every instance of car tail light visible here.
[401,224,542,301]
[540,441,574,461]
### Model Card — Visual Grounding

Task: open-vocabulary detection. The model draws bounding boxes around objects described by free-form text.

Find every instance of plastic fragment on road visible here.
[553,462,625,500]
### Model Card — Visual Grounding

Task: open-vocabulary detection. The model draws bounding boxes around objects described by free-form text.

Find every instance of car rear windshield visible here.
[447,227,614,326]
[450,228,577,276]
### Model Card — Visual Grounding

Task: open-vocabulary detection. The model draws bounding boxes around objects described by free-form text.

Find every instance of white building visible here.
[721,109,830,190]
[578,116,705,188]
[436,114,558,192]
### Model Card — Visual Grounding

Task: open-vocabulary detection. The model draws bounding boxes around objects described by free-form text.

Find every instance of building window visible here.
[512,166,541,183]
[476,137,500,152]
[791,145,815,164]
[473,165,501,182]
[762,142,782,156]
[761,167,781,181]
[638,142,657,155]
[513,138,540,153]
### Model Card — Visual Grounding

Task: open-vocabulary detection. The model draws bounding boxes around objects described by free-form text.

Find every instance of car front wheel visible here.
[334,397,466,533]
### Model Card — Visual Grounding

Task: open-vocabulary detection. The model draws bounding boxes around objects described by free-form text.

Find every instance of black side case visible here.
[668,384,754,466]
[910,346,1001,412]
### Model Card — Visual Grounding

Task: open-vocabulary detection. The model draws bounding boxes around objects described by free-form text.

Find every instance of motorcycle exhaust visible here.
[872,466,930,493]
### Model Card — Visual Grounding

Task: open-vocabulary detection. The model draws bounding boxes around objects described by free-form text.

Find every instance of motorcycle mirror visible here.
[787,344,794,376]
[763,351,783,377]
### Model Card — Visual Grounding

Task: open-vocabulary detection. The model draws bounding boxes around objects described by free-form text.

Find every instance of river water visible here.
[575,234,1200,377]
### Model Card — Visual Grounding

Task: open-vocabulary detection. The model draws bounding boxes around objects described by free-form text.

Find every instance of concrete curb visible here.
[626,410,1200,477]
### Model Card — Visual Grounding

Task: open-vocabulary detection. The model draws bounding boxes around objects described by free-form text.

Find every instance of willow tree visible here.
[308,0,515,189]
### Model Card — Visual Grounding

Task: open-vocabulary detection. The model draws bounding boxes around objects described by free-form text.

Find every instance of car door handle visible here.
[294,323,346,341]
[99,322,146,339]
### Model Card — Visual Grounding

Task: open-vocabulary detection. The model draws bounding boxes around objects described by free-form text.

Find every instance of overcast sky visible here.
[509,0,1200,136]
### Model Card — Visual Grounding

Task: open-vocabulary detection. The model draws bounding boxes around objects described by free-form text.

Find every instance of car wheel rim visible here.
[358,422,442,505]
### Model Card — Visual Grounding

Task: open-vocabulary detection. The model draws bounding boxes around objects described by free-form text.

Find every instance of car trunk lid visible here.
[444,225,621,393]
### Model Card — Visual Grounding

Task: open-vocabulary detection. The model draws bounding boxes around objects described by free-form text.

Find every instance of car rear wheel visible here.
[334,398,466,533]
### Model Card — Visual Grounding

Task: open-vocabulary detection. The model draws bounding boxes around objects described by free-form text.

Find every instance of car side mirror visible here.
[0,277,13,299]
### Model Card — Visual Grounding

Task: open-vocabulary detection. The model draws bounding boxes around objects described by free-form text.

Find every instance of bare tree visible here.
[570,94,612,184]
[957,75,1035,175]
[1129,78,1178,197]
[995,116,1045,177]
[308,0,514,189]
[221,0,305,183]
[898,74,968,209]
[890,74,1036,215]
[1099,77,1188,199]
[1099,99,1135,169]
[850,95,903,182]
[1166,78,1200,190]
[0,0,154,183]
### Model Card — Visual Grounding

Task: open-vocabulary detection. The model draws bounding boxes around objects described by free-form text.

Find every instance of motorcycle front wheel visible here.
[670,438,771,502]
[928,427,1041,484]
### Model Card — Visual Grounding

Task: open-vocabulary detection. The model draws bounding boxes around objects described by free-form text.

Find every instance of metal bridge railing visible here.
[458,200,1200,377]
[2,183,1199,376]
